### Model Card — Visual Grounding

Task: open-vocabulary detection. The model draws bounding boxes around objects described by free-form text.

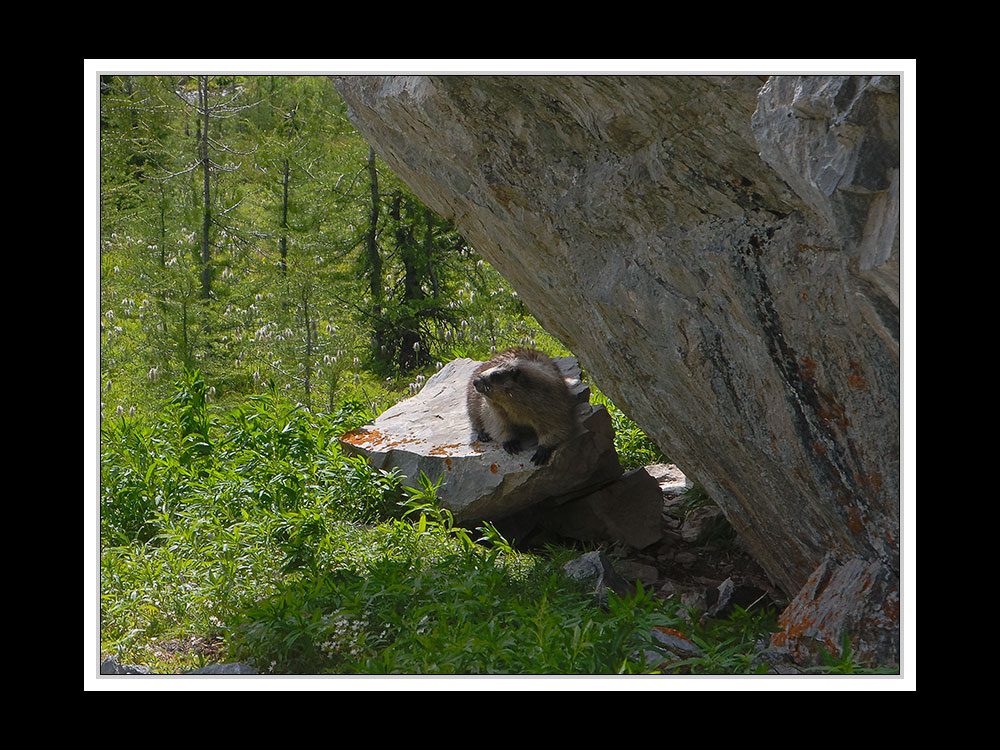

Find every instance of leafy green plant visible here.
[589,389,667,469]
[660,605,780,675]
[168,368,214,464]
[399,471,478,552]
[804,630,897,675]
[476,520,516,558]
[100,380,408,669]
[812,630,858,673]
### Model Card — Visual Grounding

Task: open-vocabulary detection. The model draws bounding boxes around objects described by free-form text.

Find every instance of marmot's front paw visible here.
[475,430,492,443]
[501,439,523,455]
[530,445,553,465]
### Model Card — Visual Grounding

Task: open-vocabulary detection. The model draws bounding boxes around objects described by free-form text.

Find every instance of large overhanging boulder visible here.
[332,74,901,666]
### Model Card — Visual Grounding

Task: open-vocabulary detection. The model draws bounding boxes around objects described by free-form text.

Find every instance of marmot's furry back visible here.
[466,348,579,465]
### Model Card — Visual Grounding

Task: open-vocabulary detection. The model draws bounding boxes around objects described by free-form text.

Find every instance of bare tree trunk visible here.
[425,207,440,299]
[279,158,290,276]
[279,157,291,314]
[180,300,190,368]
[156,182,171,369]
[198,76,212,300]
[366,147,386,361]
[302,287,314,410]
[392,194,432,372]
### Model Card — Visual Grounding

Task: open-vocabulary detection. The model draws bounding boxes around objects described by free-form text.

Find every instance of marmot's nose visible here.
[473,376,489,394]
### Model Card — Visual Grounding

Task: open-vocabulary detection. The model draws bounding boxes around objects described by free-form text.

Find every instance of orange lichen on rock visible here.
[339,427,420,451]
[652,626,692,643]
[428,443,462,456]
[339,426,378,446]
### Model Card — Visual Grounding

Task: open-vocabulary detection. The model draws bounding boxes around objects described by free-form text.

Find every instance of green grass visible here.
[99,369,796,675]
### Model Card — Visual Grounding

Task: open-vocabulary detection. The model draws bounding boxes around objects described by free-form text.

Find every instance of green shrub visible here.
[101,377,787,676]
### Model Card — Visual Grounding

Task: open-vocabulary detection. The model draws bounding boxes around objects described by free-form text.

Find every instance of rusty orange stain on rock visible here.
[799,355,818,383]
[771,561,899,667]
[844,504,864,535]
[490,463,499,473]
[772,608,818,646]
[847,361,868,391]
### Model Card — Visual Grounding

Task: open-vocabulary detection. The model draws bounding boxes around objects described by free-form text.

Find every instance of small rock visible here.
[674,551,698,565]
[614,560,659,586]
[705,577,736,618]
[563,550,632,599]
[645,463,693,500]
[680,506,727,544]
[651,626,703,658]
[680,590,708,613]
[656,579,682,597]
[100,657,150,675]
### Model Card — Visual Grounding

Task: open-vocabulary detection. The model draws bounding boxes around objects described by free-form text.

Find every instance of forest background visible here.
[96,74,553,421]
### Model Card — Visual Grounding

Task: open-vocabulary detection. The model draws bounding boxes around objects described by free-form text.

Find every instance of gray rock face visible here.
[752,75,901,274]
[332,74,900,662]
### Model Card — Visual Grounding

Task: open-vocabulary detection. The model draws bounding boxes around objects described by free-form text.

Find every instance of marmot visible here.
[466,348,580,466]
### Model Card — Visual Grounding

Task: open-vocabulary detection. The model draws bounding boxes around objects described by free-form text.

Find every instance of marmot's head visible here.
[472,364,521,399]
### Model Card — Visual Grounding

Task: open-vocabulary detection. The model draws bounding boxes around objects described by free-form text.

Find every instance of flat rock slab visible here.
[340,356,623,524]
